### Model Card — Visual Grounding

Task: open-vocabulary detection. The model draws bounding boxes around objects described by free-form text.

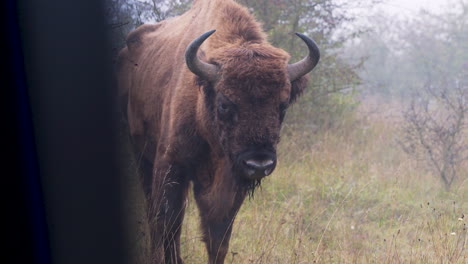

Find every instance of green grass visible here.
[123,99,467,263]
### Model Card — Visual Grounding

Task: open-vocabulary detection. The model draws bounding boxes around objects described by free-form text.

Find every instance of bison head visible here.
[186,30,319,181]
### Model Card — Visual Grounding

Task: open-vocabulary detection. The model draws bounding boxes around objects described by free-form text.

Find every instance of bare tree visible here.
[400,67,468,189]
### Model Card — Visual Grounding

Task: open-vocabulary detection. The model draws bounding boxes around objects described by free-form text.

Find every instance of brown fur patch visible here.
[210,43,290,101]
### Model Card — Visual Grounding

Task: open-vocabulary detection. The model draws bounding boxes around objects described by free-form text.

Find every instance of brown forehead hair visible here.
[209,43,292,102]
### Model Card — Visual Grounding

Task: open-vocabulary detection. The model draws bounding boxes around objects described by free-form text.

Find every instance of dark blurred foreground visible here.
[2,0,125,263]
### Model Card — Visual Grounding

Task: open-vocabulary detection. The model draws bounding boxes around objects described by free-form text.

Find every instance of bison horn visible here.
[185,29,219,82]
[287,33,320,81]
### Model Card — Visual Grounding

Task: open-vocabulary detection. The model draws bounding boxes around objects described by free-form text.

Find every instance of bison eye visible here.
[218,102,233,121]
[217,94,235,121]
[218,103,230,115]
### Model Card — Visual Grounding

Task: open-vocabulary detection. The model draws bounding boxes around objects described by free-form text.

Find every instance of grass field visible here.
[122,98,467,263]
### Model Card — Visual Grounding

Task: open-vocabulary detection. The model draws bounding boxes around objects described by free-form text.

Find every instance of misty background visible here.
[105,0,467,120]
[107,0,467,185]
[105,0,467,262]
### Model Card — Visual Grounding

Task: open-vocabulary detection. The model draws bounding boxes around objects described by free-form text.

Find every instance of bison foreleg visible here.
[148,162,189,264]
[194,186,246,264]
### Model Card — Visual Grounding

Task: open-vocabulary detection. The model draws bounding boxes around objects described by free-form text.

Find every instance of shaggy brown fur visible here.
[117,0,312,263]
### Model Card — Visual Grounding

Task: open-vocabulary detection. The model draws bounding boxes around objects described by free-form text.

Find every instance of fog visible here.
[106,1,467,262]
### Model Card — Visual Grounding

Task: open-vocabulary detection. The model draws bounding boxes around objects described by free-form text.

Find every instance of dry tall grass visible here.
[123,97,467,263]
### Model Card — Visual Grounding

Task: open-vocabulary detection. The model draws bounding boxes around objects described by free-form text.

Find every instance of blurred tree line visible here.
[105,0,379,131]
[105,0,467,188]
[344,0,468,189]
[347,0,468,98]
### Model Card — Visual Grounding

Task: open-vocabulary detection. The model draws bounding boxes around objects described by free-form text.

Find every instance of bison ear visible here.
[289,75,309,104]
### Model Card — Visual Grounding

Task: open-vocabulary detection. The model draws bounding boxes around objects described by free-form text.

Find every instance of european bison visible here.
[117,0,319,263]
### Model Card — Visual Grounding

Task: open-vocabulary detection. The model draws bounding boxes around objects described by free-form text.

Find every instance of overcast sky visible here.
[382,0,444,12]
[342,0,455,31]
[375,0,452,16]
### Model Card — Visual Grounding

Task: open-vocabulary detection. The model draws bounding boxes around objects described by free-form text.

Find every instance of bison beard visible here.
[117,0,319,263]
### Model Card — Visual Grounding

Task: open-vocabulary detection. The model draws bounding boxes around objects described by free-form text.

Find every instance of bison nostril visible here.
[238,151,277,179]
[244,159,274,170]
[243,159,275,177]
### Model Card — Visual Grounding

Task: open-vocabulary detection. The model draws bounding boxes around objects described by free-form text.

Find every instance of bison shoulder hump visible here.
[126,23,164,53]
